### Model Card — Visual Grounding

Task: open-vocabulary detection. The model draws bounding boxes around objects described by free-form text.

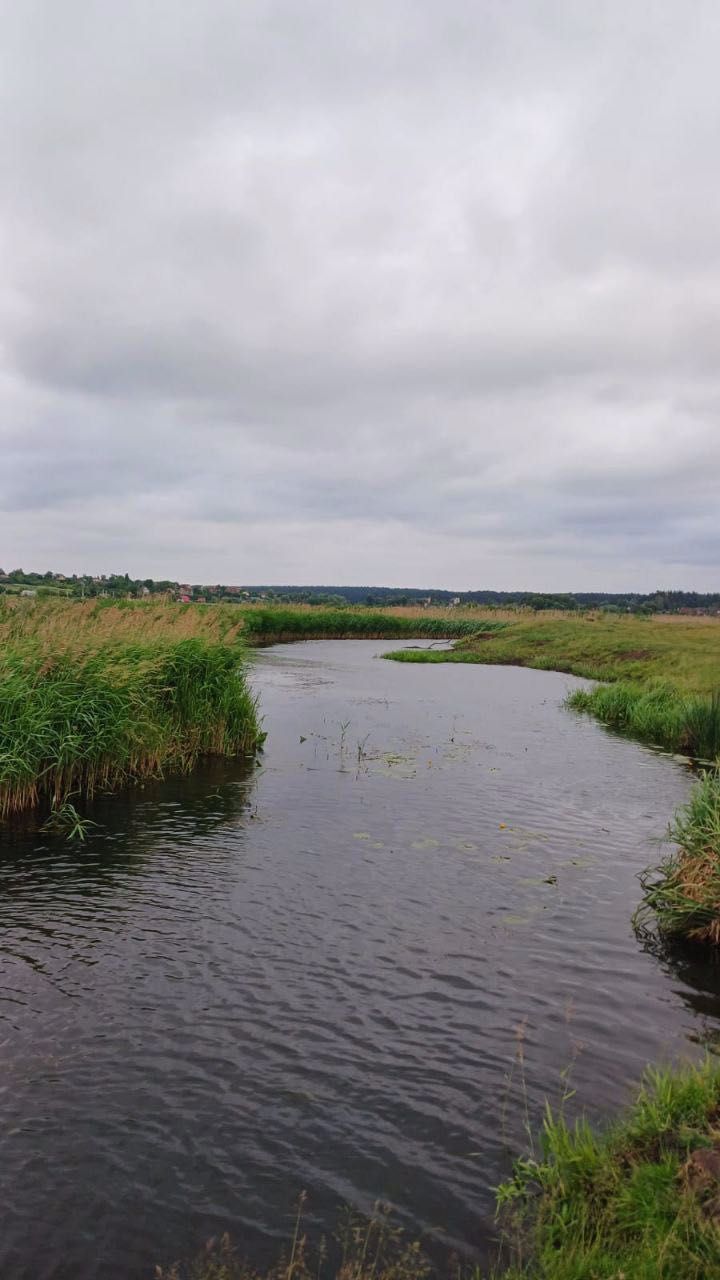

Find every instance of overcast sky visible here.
[1,2,718,589]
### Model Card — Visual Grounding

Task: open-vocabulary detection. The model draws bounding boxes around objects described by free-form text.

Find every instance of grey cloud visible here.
[1,1,719,587]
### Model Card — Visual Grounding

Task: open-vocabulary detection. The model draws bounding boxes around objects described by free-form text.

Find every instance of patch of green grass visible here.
[384,612,720,690]
[496,1059,720,1279]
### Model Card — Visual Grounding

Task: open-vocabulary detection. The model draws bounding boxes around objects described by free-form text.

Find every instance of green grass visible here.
[384,612,720,692]
[496,1059,720,1279]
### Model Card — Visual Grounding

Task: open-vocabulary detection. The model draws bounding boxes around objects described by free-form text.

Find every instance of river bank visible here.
[384,612,720,755]
[385,615,720,944]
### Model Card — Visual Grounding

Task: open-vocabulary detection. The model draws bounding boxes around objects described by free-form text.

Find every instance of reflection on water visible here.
[0,639,718,1280]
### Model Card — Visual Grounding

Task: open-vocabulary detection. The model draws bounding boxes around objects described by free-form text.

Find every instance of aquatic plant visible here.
[41,799,98,841]
[0,636,260,820]
[635,770,720,945]
[496,1058,720,1279]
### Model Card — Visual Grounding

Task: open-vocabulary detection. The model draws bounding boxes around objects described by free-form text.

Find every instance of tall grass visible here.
[567,684,720,760]
[239,607,505,644]
[0,629,260,819]
[634,770,720,945]
[497,1059,720,1279]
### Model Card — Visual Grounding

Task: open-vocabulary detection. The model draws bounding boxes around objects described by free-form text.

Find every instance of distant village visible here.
[1,569,720,615]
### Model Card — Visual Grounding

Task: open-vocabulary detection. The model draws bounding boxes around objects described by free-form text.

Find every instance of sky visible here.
[1,1,719,591]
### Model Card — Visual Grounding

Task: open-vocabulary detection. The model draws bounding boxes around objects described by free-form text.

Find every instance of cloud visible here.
[1,0,719,587]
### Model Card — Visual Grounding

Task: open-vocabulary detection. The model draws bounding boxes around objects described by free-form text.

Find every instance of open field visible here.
[385,611,720,692]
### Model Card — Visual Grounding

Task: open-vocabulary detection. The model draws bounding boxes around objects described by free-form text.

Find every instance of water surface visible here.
[1,639,719,1279]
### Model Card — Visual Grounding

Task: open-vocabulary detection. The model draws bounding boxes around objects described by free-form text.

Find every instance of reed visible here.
[239,606,505,644]
[0,626,260,820]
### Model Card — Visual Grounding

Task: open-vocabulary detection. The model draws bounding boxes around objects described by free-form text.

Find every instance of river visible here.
[1,639,719,1279]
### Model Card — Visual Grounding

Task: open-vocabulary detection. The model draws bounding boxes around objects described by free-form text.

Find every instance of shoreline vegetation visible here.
[0,600,261,820]
[495,1058,720,1280]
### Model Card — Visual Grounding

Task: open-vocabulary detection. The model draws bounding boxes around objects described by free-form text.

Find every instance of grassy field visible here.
[384,611,720,691]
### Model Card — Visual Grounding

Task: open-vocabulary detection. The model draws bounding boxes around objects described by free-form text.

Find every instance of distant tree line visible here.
[1,570,719,614]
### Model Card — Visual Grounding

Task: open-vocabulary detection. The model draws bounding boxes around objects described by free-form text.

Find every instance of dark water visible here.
[2,639,720,1280]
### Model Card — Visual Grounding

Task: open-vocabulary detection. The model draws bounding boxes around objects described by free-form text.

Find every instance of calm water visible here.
[2,639,720,1279]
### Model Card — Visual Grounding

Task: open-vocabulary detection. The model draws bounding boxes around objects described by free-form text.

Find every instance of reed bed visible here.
[238,606,502,644]
[0,601,260,819]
